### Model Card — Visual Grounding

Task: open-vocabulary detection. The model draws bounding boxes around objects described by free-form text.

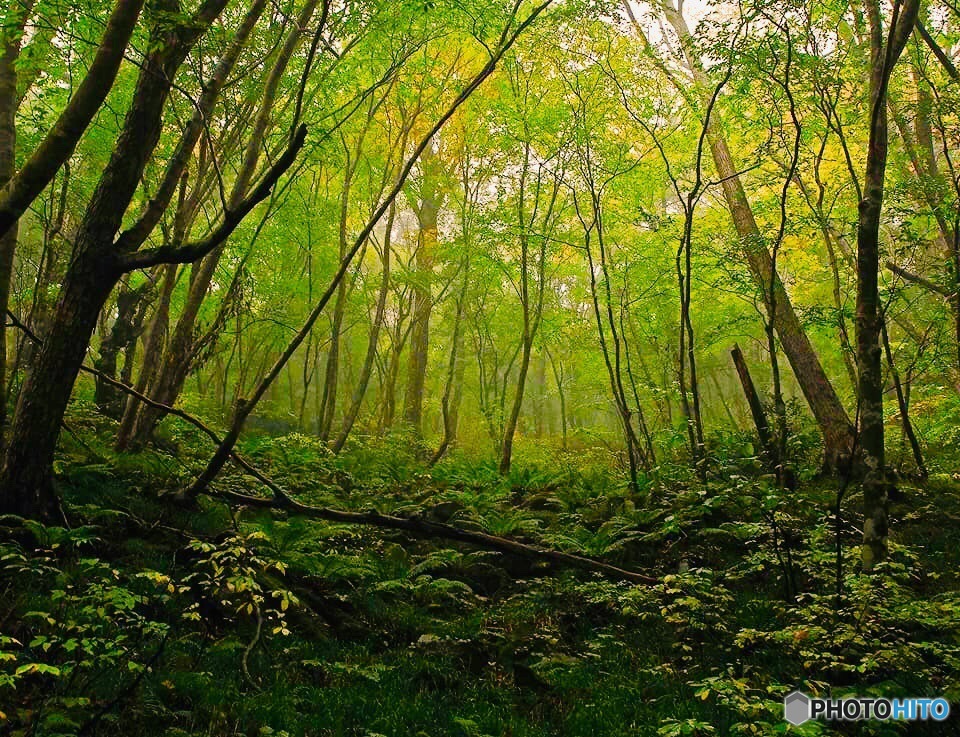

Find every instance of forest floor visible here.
[2,403,960,736]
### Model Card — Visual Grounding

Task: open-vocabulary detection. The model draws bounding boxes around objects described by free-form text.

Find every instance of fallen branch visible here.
[210,486,657,585]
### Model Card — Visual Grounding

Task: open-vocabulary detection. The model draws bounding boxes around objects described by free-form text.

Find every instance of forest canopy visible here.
[1,0,959,734]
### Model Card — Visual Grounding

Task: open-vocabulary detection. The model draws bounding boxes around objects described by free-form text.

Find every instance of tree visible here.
[0,0,308,517]
[0,0,144,445]
[857,0,919,570]
[649,0,857,469]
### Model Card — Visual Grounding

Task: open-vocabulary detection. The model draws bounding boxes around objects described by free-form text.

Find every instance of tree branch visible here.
[915,20,959,81]
[0,0,145,239]
[885,260,953,297]
[210,486,658,585]
[119,124,308,270]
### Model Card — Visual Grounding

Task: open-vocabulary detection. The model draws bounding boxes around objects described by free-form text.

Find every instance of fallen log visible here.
[211,485,658,585]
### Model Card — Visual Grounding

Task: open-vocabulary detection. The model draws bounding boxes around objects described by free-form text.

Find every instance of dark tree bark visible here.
[0,0,145,239]
[0,0,308,518]
[858,0,919,570]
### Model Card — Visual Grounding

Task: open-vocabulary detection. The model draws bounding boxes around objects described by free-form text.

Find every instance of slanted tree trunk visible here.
[659,2,855,469]
[731,344,776,466]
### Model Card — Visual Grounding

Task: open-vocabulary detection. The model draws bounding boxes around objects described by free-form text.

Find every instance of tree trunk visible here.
[731,343,776,465]
[533,350,547,437]
[116,264,177,448]
[581,208,644,494]
[500,142,551,475]
[94,277,154,418]
[333,204,396,452]
[403,146,440,434]
[430,258,468,465]
[547,349,567,450]
[15,164,69,382]
[130,256,219,441]
[0,0,229,517]
[881,318,926,478]
[500,340,532,475]
[661,5,855,468]
[1,251,118,516]
[858,0,918,571]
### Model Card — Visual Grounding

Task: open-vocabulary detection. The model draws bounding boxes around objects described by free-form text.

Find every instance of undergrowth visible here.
[1,407,959,736]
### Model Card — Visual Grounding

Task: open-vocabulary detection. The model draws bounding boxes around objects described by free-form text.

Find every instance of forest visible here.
[0,0,959,733]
